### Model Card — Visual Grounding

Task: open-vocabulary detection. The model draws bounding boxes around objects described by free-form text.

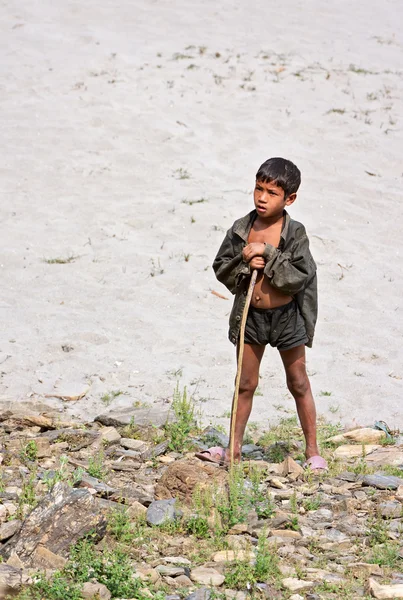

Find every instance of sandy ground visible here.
[1,0,403,433]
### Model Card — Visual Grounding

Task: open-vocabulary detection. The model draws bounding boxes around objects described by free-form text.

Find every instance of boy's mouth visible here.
[257,205,267,212]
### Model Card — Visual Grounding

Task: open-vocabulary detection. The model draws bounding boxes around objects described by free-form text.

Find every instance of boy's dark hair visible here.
[256,157,301,197]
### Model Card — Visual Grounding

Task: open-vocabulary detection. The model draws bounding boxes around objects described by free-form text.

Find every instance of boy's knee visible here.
[287,373,309,398]
[239,375,258,395]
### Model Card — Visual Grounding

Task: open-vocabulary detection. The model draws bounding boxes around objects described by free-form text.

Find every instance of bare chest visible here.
[248,223,282,249]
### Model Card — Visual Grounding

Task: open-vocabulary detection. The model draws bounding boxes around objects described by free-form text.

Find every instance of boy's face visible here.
[254,179,296,218]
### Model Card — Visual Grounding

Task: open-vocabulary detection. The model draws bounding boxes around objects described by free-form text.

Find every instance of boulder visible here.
[327,428,385,444]
[190,566,225,586]
[95,405,172,429]
[82,581,112,599]
[155,458,227,503]
[146,498,180,526]
[0,564,23,598]
[0,482,106,565]
[362,474,403,490]
[368,577,403,598]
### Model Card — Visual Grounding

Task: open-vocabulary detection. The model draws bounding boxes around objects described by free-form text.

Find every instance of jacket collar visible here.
[233,210,290,242]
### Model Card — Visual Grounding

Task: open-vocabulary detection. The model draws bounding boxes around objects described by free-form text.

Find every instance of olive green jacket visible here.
[213,210,317,347]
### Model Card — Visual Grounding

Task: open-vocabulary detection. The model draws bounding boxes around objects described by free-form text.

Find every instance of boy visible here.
[197,157,327,472]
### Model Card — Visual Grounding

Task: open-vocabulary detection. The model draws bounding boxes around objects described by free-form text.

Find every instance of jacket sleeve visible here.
[262,229,316,295]
[212,228,250,294]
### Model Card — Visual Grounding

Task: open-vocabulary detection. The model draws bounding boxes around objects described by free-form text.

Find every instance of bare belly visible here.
[250,272,292,309]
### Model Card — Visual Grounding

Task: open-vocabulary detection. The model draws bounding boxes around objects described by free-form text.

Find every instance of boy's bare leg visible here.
[279,345,320,460]
[227,343,265,462]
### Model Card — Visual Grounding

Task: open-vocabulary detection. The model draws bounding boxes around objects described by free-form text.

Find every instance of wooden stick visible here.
[229,269,258,467]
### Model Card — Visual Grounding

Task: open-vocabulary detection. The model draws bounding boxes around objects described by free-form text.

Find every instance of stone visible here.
[368,577,403,598]
[174,574,193,586]
[127,501,147,518]
[82,581,112,599]
[76,474,116,497]
[270,529,301,539]
[135,567,160,584]
[199,426,229,448]
[33,546,67,569]
[397,485,403,499]
[155,458,227,503]
[42,429,99,451]
[228,523,248,534]
[327,428,385,444]
[289,595,304,600]
[6,553,24,570]
[225,591,247,600]
[0,482,106,564]
[280,456,304,478]
[349,562,383,576]
[0,520,22,542]
[120,438,148,451]
[146,498,179,526]
[334,444,381,459]
[190,567,225,586]
[99,427,121,445]
[95,405,172,429]
[163,556,192,565]
[379,501,402,519]
[213,550,255,562]
[366,447,403,467]
[363,474,403,490]
[186,588,211,600]
[0,564,22,597]
[282,578,314,592]
[156,565,185,576]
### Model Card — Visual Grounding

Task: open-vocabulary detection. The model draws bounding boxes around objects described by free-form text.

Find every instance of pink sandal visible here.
[195,446,228,466]
[303,455,328,473]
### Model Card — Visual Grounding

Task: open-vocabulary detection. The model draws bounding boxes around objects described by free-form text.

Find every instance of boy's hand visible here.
[242,242,266,262]
[249,257,266,270]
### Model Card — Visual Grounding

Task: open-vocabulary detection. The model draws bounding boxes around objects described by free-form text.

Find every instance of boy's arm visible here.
[262,229,316,295]
[213,229,250,294]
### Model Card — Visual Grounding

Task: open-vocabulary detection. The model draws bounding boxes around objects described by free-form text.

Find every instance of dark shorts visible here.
[244,299,308,351]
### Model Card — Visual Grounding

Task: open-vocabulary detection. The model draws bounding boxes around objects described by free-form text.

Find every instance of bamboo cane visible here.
[229,269,258,467]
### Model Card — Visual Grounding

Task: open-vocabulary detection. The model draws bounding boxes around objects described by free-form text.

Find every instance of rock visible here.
[42,429,99,451]
[163,556,192,565]
[141,440,170,460]
[334,444,381,459]
[228,523,248,535]
[155,458,227,503]
[146,499,180,526]
[0,482,106,565]
[156,565,185,576]
[368,577,403,598]
[213,550,255,562]
[174,574,193,586]
[327,428,385,444]
[289,595,304,600]
[99,427,121,445]
[135,567,160,584]
[379,501,402,519]
[225,591,247,600]
[397,485,403,499]
[82,581,112,599]
[6,553,24,570]
[33,547,67,569]
[366,447,403,467]
[199,426,229,449]
[95,405,172,429]
[280,456,304,478]
[282,578,314,592]
[349,562,383,576]
[0,564,22,597]
[76,474,116,497]
[190,567,225,586]
[120,438,148,451]
[0,520,22,542]
[363,474,403,490]
[186,588,211,600]
[270,529,301,539]
[127,501,147,518]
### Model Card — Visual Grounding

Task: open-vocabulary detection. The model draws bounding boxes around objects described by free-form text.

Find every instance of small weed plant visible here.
[166,385,197,451]
[20,440,38,464]
[87,450,108,481]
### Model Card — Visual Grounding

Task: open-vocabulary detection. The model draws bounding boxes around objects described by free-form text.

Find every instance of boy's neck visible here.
[255,209,285,227]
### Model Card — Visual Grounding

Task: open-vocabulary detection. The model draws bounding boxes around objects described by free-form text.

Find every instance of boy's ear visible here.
[285,192,297,206]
